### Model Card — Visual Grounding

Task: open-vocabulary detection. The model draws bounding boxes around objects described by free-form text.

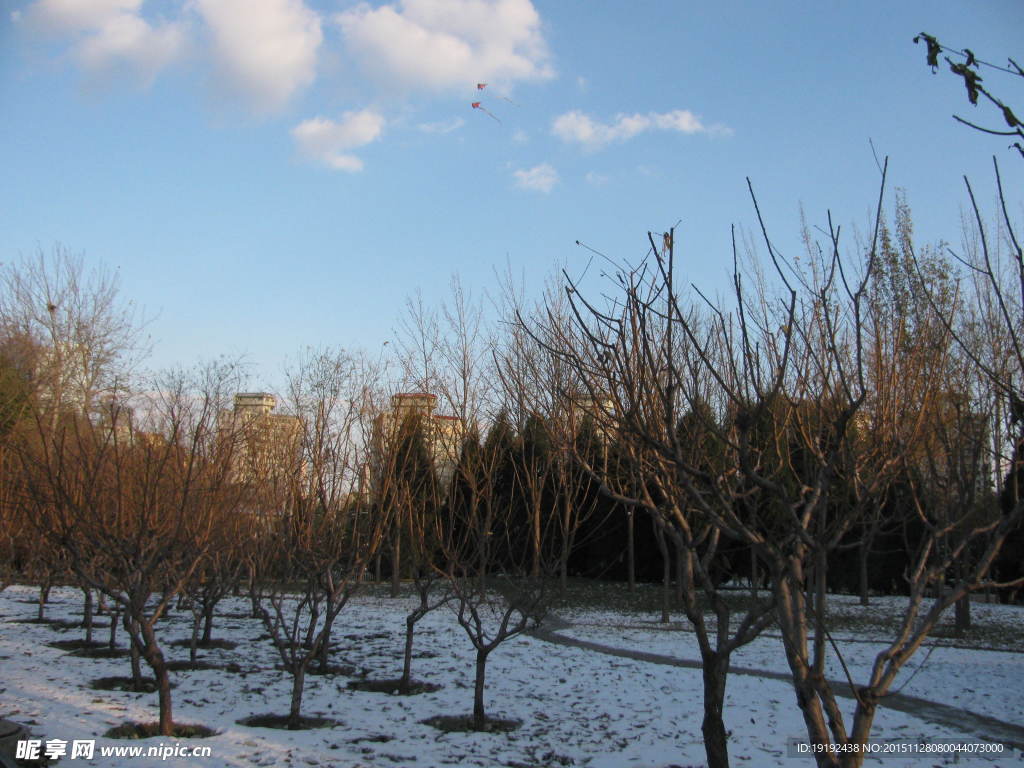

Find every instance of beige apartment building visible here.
[371,393,464,490]
[218,392,302,488]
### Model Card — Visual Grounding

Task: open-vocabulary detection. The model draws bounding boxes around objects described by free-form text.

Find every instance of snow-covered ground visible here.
[1,585,1022,768]
[558,593,1024,728]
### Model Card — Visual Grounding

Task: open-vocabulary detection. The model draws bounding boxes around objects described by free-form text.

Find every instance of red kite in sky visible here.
[471,101,501,123]
[476,82,518,105]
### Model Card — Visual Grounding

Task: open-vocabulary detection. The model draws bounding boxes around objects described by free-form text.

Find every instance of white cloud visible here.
[22,0,321,109]
[418,117,464,134]
[193,0,322,113]
[25,0,141,33]
[513,163,557,193]
[337,0,552,93]
[76,12,185,78]
[584,171,608,187]
[24,0,185,83]
[16,0,556,169]
[652,110,708,133]
[292,109,385,172]
[552,109,731,150]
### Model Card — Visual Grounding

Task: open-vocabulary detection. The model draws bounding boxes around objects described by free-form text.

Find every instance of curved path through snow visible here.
[529,615,1024,753]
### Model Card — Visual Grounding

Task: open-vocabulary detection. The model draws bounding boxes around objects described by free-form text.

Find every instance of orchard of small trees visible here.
[0,36,1022,768]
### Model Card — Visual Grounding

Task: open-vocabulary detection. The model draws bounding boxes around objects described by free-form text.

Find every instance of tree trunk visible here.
[655,526,670,623]
[750,547,759,600]
[559,494,571,593]
[37,581,48,620]
[477,502,492,592]
[108,605,119,649]
[473,648,489,730]
[288,664,306,729]
[777,578,839,768]
[955,593,971,633]
[805,558,816,613]
[155,662,174,736]
[701,651,731,768]
[128,618,143,689]
[390,533,401,598]
[82,588,94,644]
[318,620,332,674]
[139,620,174,737]
[626,508,635,593]
[531,501,541,579]
[842,698,879,768]
[477,527,489,593]
[858,537,870,606]
[675,550,685,607]
[303,599,320,649]
[954,558,971,632]
[400,615,416,693]
[246,565,260,618]
[189,612,201,665]
[794,662,839,768]
[202,607,214,643]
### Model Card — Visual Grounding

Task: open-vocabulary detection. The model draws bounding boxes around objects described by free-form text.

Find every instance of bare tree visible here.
[438,418,547,732]
[496,276,614,592]
[392,277,550,730]
[250,347,388,728]
[545,159,1024,766]
[16,360,248,736]
[0,246,148,422]
[371,406,451,693]
[391,274,495,586]
[0,247,150,616]
[182,504,245,665]
[525,238,779,768]
[0,334,34,592]
[760,173,1024,767]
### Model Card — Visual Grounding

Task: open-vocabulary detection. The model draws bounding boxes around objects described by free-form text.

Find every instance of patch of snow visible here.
[1,585,1021,767]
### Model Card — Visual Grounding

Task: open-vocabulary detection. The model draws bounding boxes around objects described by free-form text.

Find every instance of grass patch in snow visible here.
[306,663,359,677]
[48,638,108,651]
[164,659,221,672]
[347,678,442,695]
[420,714,521,733]
[69,645,128,658]
[237,713,342,730]
[89,675,171,693]
[104,721,216,739]
[169,637,238,650]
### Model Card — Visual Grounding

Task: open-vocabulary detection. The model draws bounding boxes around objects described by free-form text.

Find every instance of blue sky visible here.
[2,1,1022,387]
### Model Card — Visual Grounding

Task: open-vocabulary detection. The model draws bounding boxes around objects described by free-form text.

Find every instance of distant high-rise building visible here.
[218,393,302,487]
[371,393,464,491]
